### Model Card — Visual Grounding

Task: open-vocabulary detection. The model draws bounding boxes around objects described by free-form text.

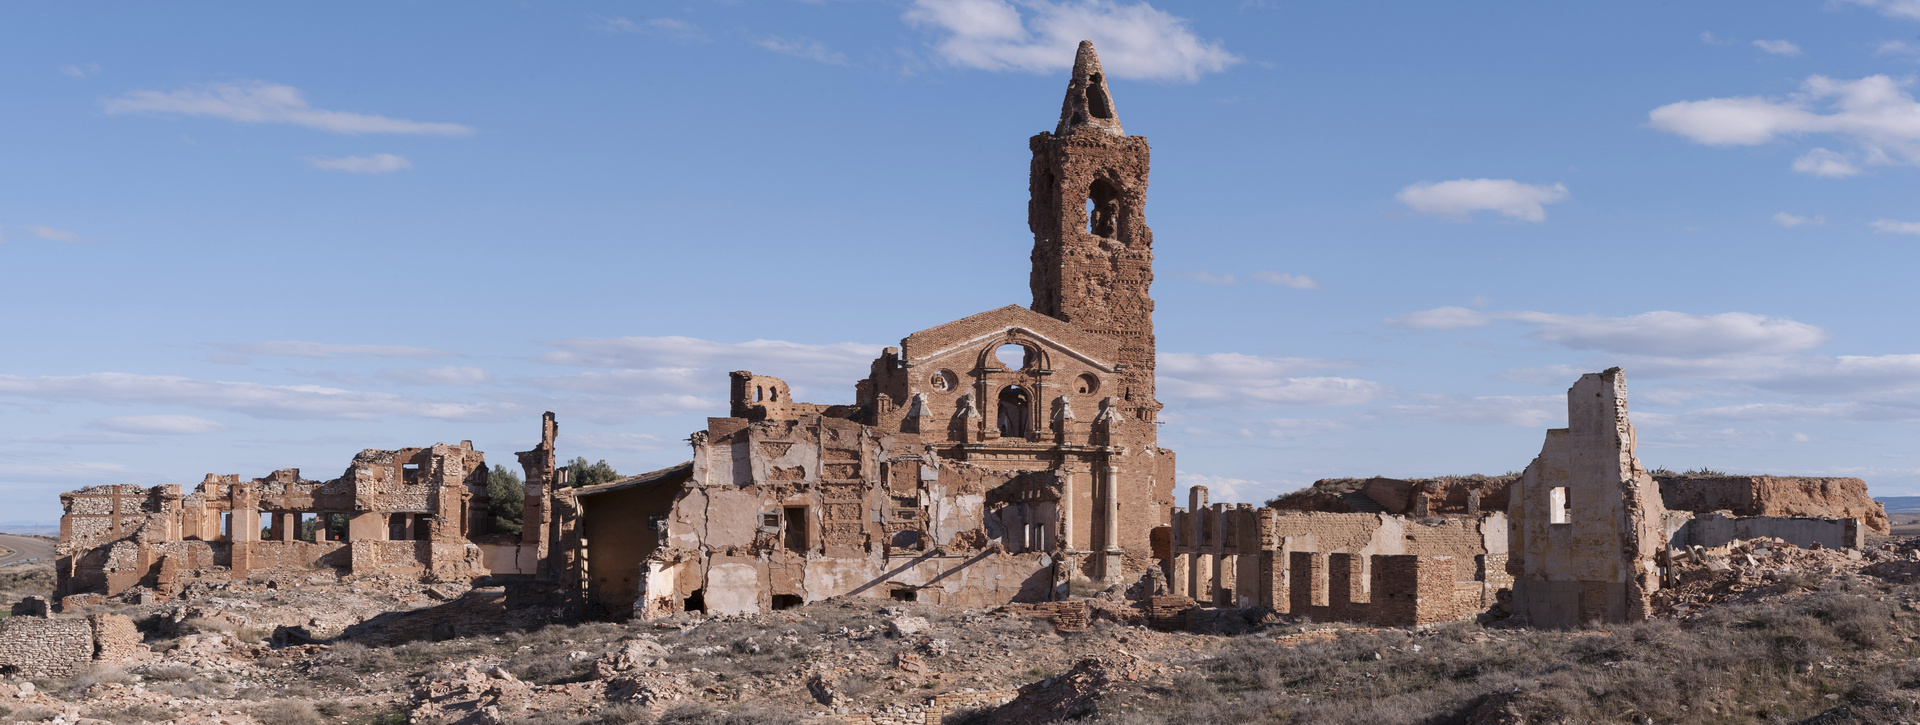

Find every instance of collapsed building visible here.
[1168,367,1881,629]
[530,42,1177,618]
[54,442,502,603]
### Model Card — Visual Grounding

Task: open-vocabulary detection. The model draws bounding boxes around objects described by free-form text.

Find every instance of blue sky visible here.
[5,0,1920,524]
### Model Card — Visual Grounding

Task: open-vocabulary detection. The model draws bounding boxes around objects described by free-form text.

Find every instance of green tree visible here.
[487,464,525,536]
[566,457,620,488]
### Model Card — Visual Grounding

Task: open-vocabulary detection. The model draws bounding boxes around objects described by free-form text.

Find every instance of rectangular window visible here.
[1549,487,1571,524]
[761,512,780,529]
[783,507,808,552]
[402,463,421,483]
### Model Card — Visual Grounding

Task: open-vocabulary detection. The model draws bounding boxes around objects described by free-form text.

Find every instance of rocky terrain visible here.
[8,535,1920,724]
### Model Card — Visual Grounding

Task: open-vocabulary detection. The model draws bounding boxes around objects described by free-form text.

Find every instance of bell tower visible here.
[1029,40,1159,423]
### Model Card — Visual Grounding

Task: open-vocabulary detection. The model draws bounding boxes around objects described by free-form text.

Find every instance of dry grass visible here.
[1086,583,1920,724]
[252,699,325,725]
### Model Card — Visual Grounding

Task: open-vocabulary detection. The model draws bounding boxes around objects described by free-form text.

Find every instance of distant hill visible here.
[1876,497,1920,513]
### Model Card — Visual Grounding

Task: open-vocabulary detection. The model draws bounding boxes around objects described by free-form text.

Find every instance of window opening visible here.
[1086,73,1113,119]
[221,512,233,542]
[328,513,350,542]
[755,386,763,402]
[998,385,1031,439]
[889,588,918,602]
[414,513,431,541]
[1087,178,1119,238]
[259,508,274,541]
[892,530,921,549]
[402,463,420,484]
[783,506,808,552]
[993,344,1031,370]
[771,594,803,610]
[1075,374,1099,395]
[297,513,318,542]
[761,512,780,529]
[1549,487,1571,524]
[389,513,409,541]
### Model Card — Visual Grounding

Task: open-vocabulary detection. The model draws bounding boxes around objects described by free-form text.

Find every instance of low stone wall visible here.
[836,688,1018,725]
[0,616,94,677]
[1672,512,1862,550]
[998,601,1089,631]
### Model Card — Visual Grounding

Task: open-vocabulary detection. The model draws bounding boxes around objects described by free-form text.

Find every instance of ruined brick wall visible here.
[1509,369,1668,627]
[0,616,94,677]
[1659,475,1888,534]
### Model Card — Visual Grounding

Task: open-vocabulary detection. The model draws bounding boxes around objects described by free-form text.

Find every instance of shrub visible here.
[253,699,324,725]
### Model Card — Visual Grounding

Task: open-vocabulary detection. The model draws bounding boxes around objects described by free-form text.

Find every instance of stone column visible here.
[1187,486,1208,600]
[1102,463,1122,582]
[1058,468,1076,552]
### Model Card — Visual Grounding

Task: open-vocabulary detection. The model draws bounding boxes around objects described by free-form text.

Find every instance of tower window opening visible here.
[755,386,763,402]
[1087,178,1119,238]
[1550,487,1571,524]
[1086,73,1113,119]
[998,385,1031,439]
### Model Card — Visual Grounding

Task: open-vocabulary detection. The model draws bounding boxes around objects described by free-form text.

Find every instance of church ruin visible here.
[48,43,1884,631]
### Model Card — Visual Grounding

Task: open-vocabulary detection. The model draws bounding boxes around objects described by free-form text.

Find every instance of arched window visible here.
[994,344,1032,370]
[998,385,1031,439]
[1087,178,1119,238]
[1086,73,1114,119]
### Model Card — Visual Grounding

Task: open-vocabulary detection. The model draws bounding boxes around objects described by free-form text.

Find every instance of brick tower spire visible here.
[1028,40,1159,422]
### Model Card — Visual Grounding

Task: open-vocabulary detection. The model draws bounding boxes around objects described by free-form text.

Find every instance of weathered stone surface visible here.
[1659,474,1888,534]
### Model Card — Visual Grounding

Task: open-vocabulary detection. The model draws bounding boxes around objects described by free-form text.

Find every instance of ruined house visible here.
[1167,487,1510,627]
[1507,368,1868,627]
[55,442,499,602]
[529,41,1177,618]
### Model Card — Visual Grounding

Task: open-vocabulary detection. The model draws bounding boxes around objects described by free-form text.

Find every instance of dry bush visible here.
[1093,588,1920,725]
[141,663,197,681]
[654,702,802,725]
[92,703,181,724]
[8,705,60,722]
[253,699,325,725]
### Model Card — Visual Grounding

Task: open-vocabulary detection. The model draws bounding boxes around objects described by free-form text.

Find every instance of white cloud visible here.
[1253,271,1320,289]
[1752,39,1803,56]
[1173,471,1283,505]
[1700,31,1735,46]
[212,341,449,359]
[307,153,412,174]
[25,225,88,243]
[60,63,100,78]
[104,81,474,136]
[1836,0,1920,20]
[1648,75,1920,175]
[0,373,510,421]
[566,432,669,452]
[1158,352,1383,407]
[1176,270,1236,285]
[1511,310,1828,356]
[1394,179,1569,222]
[1792,147,1861,177]
[756,37,849,66]
[903,0,1238,82]
[1386,306,1491,330]
[593,16,705,42]
[1878,40,1920,57]
[1870,218,1920,235]
[89,415,227,435]
[1386,394,1562,427]
[1391,308,1828,356]
[377,366,492,387]
[1772,212,1825,227]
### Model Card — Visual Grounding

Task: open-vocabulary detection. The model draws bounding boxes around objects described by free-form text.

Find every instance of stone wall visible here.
[1671,511,1863,550]
[1658,475,1888,534]
[0,616,94,677]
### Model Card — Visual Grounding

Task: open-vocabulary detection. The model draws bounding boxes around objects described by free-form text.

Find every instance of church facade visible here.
[532,42,1179,617]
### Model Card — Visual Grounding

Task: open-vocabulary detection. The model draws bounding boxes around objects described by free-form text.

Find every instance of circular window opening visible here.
[929,370,956,392]
[994,344,1031,370]
[1074,374,1099,396]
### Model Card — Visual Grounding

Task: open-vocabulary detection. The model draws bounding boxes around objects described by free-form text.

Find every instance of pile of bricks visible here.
[1142,595,1194,631]
[999,601,1092,632]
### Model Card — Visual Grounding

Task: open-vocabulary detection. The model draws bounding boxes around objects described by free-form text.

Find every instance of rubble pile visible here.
[1651,536,1906,617]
